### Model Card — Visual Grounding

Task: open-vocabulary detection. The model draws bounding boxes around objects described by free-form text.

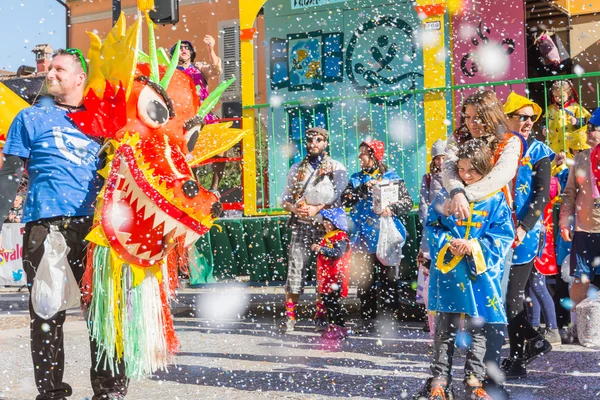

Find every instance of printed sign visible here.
[291,0,346,10]
[424,21,441,31]
[0,223,26,286]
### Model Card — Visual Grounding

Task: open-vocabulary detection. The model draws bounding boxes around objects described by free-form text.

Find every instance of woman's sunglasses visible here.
[511,114,536,122]
[65,48,87,74]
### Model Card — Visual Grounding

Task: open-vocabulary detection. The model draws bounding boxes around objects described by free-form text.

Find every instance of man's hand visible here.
[450,192,470,220]
[311,244,321,252]
[450,238,472,255]
[560,227,573,242]
[305,204,323,217]
[295,203,322,218]
[203,35,216,50]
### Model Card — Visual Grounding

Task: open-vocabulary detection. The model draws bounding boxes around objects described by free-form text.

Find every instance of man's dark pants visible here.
[23,216,128,400]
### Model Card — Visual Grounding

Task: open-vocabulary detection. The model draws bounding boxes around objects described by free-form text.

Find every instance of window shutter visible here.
[220,22,241,99]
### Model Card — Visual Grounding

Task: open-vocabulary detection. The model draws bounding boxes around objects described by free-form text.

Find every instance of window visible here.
[270,38,288,90]
[219,20,241,100]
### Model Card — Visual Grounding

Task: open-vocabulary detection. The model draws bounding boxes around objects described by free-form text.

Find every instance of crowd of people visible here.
[0,36,598,400]
[280,88,600,400]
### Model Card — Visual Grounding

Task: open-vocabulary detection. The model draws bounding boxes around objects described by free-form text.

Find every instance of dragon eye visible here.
[184,115,204,153]
[137,86,169,128]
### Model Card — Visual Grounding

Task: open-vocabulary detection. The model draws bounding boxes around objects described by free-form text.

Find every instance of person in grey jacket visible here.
[279,127,348,333]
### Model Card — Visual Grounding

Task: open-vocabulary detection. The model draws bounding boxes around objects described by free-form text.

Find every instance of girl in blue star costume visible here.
[422,139,515,400]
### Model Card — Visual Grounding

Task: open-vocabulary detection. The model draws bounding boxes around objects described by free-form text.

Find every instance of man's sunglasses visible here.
[65,48,87,74]
[587,123,599,132]
[511,114,536,122]
[306,137,325,143]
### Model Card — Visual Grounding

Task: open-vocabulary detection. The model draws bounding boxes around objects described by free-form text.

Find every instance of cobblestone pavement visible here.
[1,311,599,400]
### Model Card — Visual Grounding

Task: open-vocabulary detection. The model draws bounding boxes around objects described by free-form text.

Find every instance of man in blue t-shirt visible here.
[0,49,128,400]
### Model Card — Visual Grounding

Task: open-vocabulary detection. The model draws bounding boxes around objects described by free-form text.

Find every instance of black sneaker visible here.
[522,334,552,366]
[314,315,328,332]
[354,319,376,335]
[412,377,454,400]
[501,357,527,380]
[423,320,431,333]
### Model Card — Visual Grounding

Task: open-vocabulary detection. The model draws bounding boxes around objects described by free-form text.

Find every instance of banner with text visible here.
[0,223,26,286]
[291,0,346,10]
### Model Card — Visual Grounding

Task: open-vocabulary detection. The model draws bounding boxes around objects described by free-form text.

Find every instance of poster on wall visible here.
[287,31,324,91]
[452,0,527,110]
[0,223,26,286]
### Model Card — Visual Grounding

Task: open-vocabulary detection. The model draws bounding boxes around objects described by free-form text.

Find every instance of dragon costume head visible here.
[68,12,242,268]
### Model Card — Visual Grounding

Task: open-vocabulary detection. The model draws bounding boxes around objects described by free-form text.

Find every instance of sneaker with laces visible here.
[354,319,376,335]
[314,315,328,332]
[522,334,552,365]
[501,357,527,380]
[465,385,492,400]
[412,378,454,400]
[542,328,562,346]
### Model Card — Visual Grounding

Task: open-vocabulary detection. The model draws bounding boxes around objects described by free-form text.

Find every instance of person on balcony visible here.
[171,37,225,195]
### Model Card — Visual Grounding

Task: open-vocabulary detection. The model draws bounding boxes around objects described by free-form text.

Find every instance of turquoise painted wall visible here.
[263,0,450,206]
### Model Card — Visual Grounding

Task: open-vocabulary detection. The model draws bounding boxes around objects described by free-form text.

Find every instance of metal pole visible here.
[54,0,69,48]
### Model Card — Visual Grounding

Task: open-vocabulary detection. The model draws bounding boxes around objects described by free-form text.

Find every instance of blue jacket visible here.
[347,169,408,254]
[427,190,515,324]
[512,139,554,264]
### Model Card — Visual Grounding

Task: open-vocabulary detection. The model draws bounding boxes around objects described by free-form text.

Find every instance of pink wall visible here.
[451,0,527,115]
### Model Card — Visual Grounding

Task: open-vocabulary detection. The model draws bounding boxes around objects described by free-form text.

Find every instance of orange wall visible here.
[68,0,266,104]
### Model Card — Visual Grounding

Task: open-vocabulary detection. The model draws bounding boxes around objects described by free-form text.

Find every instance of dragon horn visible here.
[197,77,236,118]
[160,41,179,90]
[147,18,160,84]
[157,47,171,66]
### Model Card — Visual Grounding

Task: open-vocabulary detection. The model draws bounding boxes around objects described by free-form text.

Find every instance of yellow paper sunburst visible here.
[85,13,141,99]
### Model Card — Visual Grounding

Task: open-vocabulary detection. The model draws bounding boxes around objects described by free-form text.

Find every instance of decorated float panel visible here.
[263,0,453,205]
[451,0,528,109]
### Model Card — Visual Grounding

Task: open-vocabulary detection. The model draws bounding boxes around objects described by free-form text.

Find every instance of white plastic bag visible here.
[31,225,80,319]
[304,176,335,206]
[376,216,404,267]
[576,294,600,348]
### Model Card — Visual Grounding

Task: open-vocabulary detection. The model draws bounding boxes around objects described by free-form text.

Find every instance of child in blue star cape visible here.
[421,139,515,400]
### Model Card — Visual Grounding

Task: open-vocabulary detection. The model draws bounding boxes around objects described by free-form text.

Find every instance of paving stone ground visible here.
[1,310,599,400]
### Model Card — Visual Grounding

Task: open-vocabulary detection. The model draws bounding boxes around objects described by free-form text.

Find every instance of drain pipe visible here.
[54,0,70,48]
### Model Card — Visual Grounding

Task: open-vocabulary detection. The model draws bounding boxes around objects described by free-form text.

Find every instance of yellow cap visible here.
[567,126,590,152]
[503,92,543,123]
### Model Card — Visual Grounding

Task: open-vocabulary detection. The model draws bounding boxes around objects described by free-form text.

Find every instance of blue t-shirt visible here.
[3,103,103,223]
